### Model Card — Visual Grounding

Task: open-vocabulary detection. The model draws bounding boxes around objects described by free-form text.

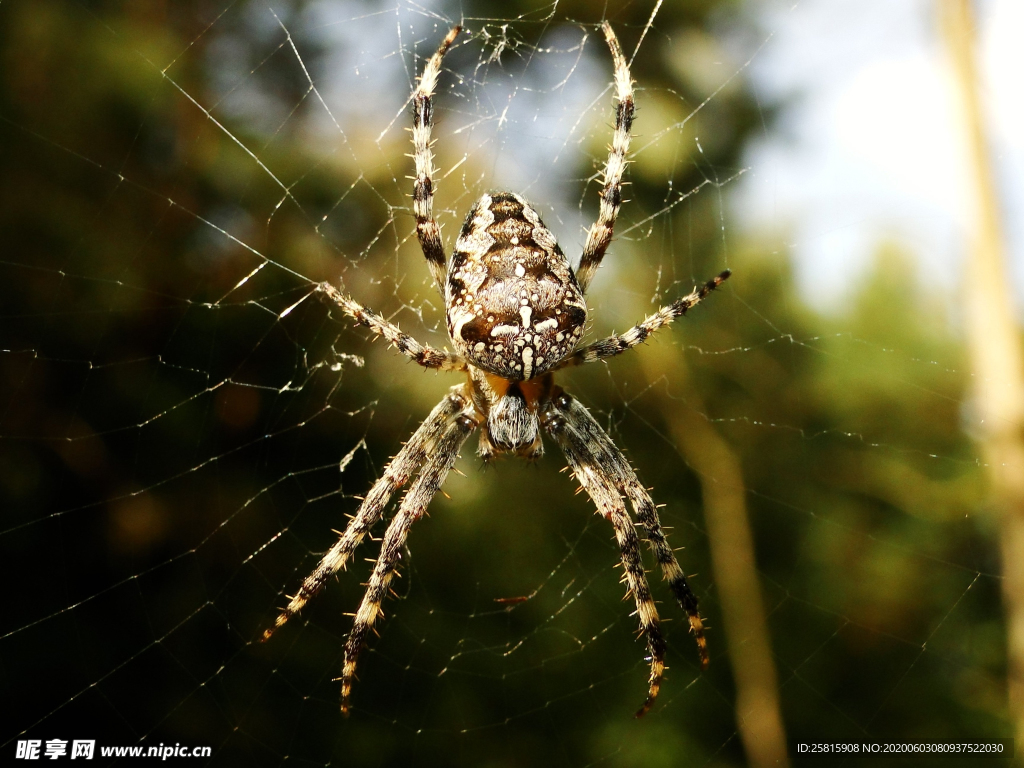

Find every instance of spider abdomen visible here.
[446,192,587,380]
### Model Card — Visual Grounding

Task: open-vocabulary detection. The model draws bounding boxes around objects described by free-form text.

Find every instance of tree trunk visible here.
[641,351,789,768]
[938,0,1024,748]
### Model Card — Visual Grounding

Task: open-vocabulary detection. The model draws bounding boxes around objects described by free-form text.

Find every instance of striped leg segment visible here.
[557,270,730,370]
[575,22,635,294]
[412,26,461,295]
[542,391,666,718]
[621,477,708,669]
[339,406,477,714]
[550,392,709,671]
[262,388,470,642]
[317,281,466,372]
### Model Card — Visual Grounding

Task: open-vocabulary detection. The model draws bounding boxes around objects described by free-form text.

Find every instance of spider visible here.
[263,22,729,718]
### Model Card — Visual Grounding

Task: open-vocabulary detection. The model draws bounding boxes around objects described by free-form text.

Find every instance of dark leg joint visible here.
[413,176,433,203]
[413,95,431,126]
[616,100,634,133]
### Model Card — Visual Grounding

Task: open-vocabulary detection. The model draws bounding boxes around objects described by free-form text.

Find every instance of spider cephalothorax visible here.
[263,22,729,718]
[448,190,588,459]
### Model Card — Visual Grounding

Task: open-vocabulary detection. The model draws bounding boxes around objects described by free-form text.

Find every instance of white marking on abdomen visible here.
[522,347,534,379]
[451,310,474,342]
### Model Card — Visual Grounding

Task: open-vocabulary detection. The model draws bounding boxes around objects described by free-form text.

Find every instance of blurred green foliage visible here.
[0,0,1010,766]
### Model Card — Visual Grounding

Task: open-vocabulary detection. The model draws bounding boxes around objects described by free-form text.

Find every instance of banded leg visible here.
[552,393,708,669]
[339,406,477,714]
[262,388,470,641]
[556,270,730,370]
[575,22,635,294]
[622,477,708,669]
[542,392,666,718]
[412,26,461,295]
[317,281,466,372]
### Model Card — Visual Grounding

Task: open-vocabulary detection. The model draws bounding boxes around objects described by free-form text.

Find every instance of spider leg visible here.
[541,390,667,718]
[339,403,477,714]
[555,270,730,370]
[262,388,471,642]
[575,22,634,294]
[549,392,709,672]
[412,26,461,296]
[316,281,466,372]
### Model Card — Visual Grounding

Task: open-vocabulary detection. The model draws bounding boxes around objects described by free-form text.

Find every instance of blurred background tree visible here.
[0,0,1014,766]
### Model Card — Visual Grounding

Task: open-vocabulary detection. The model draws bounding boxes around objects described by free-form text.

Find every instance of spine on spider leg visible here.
[338,409,475,716]
[640,269,733,341]
[260,477,400,643]
[624,482,709,671]
[668,270,731,317]
[338,506,418,715]
[543,398,667,717]
[608,511,667,719]
[315,282,465,372]
[556,269,732,370]
[585,395,708,671]
[576,23,635,293]
[261,392,466,642]
[411,26,461,293]
[583,455,667,718]
[564,392,710,670]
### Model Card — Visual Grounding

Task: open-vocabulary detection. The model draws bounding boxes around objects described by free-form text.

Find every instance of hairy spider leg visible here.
[412,26,462,296]
[622,478,708,671]
[339,400,477,714]
[262,388,469,641]
[575,22,635,294]
[550,392,709,675]
[316,281,466,372]
[556,270,731,369]
[542,391,667,718]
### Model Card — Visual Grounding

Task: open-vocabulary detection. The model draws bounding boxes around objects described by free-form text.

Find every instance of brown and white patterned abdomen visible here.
[445,192,587,381]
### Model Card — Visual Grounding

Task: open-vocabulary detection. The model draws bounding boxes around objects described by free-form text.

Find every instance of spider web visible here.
[1,0,1014,765]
